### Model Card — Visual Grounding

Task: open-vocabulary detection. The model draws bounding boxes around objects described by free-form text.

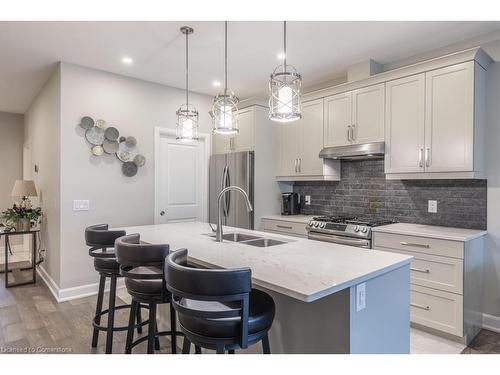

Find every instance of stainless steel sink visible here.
[221,233,262,242]
[243,238,287,247]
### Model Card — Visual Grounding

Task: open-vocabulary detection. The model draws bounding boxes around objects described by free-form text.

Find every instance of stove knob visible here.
[308,222,314,227]
[354,225,360,232]
[361,226,368,233]
[314,222,320,228]
[320,223,326,229]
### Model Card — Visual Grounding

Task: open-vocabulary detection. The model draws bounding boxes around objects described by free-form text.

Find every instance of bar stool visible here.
[85,224,147,354]
[166,248,275,354]
[115,233,182,354]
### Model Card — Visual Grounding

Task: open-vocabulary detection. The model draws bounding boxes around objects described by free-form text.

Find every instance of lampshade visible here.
[11,180,38,198]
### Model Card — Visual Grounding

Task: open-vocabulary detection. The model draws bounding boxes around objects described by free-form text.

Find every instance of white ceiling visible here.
[1,21,500,114]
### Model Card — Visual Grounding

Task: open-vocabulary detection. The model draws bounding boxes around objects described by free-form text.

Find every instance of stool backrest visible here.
[166,248,252,348]
[115,233,169,268]
[85,223,126,248]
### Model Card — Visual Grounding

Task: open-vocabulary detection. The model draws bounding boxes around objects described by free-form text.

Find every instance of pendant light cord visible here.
[224,20,228,97]
[185,29,189,106]
[283,21,287,71]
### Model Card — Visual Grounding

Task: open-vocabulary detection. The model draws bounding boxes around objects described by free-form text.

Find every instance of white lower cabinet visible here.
[261,218,308,238]
[373,229,484,344]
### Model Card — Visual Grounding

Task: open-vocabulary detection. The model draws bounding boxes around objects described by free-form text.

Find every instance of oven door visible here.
[308,232,371,249]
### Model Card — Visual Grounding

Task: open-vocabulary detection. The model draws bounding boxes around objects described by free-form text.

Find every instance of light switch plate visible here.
[73,200,90,211]
[428,200,438,213]
[356,282,366,312]
[305,195,311,205]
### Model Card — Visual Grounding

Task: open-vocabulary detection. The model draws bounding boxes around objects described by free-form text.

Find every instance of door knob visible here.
[160,211,165,216]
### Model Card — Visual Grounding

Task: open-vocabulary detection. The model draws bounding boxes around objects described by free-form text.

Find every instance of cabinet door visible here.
[298,99,324,175]
[324,92,351,147]
[352,83,385,144]
[424,62,474,172]
[277,121,299,176]
[233,107,255,152]
[385,74,425,173]
[212,133,232,154]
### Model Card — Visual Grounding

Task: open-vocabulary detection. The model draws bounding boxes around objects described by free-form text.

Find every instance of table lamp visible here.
[11,180,38,205]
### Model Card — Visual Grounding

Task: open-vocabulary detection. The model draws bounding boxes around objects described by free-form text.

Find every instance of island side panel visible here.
[349,264,410,354]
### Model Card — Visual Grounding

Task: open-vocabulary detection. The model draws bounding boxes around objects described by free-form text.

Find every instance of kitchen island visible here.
[117,222,412,354]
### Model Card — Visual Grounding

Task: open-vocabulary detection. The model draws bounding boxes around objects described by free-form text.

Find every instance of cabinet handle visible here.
[400,241,430,249]
[351,124,356,142]
[410,303,430,311]
[276,225,293,229]
[294,159,298,173]
[298,158,301,173]
[411,267,430,274]
[347,126,351,141]
[418,148,423,167]
[425,148,430,167]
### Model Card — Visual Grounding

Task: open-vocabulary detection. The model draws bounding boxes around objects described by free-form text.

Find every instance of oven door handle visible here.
[307,232,371,248]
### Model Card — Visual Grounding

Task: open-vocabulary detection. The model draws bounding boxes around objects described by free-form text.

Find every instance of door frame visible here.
[154,127,211,224]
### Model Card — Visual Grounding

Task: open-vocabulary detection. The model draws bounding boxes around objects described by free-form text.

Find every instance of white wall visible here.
[24,67,61,285]
[58,63,213,289]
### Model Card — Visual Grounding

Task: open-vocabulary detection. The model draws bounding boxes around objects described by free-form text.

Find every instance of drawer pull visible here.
[411,303,430,311]
[400,241,430,249]
[411,267,430,274]
[276,225,293,230]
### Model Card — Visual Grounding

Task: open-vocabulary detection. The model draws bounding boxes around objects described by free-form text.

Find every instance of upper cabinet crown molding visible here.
[303,47,492,103]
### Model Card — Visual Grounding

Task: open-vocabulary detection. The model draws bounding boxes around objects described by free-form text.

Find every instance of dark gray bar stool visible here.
[115,234,182,354]
[85,224,147,354]
[166,249,275,354]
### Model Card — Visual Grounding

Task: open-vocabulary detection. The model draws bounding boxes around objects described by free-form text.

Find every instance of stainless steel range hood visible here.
[319,142,385,160]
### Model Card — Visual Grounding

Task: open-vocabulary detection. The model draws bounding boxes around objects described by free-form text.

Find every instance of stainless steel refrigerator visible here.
[209,151,254,229]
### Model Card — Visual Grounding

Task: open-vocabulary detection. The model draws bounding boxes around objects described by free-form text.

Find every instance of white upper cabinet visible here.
[324,92,352,147]
[385,74,426,173]
[212,106,255,154]
[277,118,299,176]
[298,99,324,176]
[424,62,474,173]
[351,83,385,144]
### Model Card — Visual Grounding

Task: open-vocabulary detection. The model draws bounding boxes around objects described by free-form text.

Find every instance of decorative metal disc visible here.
[116,142,136,162]
[95,119,107,129]
[119,136,126,143]
[85,126,105,145]
[125,136,137,148]
[103,139,119,154]
[104,127,119,141]
[91,145,104,156]
[80,116,94,129]
[133,154,146,167]
[122,161,138,177]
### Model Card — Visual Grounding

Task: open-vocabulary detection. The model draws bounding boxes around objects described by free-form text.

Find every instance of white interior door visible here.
[157,134,206,223]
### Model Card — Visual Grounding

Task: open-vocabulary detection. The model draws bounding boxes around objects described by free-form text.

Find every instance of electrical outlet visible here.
[305,195,311,205]
[428,200,438,213]
[73,200,90,211]
[356,283,366,312]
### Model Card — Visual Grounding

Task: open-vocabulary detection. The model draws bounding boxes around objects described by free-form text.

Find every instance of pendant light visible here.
[269,21,302,122]
[211,21,239,134]
[176,26,199,141]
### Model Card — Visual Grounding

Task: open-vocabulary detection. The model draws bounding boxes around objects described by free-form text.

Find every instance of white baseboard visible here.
[482,313,500,333]
[37,266,125,303]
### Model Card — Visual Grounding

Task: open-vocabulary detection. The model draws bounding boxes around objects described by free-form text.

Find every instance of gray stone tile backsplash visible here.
[293,159,487,230]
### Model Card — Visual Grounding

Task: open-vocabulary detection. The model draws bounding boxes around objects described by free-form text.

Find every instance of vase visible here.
[15,218,31,232]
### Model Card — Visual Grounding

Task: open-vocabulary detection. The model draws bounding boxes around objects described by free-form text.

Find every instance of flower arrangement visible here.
[1,199,42,231]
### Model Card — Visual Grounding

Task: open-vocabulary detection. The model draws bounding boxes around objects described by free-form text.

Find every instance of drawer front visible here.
[262,219,307,237]
[373,232,464,259]
[375,247,464,294]
[411,285,463,337]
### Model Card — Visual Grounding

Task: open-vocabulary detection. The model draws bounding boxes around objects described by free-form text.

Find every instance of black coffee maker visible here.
[281,193,300,215]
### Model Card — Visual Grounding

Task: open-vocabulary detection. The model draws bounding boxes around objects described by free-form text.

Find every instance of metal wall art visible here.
[79,116,146,177]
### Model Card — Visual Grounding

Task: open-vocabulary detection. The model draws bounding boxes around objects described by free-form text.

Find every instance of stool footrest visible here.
[92,303,149,332]
[127,330,185,351]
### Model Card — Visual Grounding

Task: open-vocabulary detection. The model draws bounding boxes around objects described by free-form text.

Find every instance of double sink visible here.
[209,232,287,247]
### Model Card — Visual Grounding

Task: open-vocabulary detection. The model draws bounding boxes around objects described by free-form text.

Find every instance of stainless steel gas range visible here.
[306,216,395,249]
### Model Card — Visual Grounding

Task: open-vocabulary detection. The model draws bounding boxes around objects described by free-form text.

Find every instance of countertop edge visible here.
[372,225,487,242]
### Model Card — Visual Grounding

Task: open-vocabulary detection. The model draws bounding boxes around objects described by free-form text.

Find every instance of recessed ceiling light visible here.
[212,81,221,87]
[121,57,133,65]
[277,52,286,60]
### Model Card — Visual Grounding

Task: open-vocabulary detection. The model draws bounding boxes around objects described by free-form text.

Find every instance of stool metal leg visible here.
[182,337,191,354]
[136,304,143,334]
[154,320,160,351]
[147,302,157,354]
[262,333,271,354]
[91,274,106,348]
[228,349,235,354]
[170,303,177,354]
[216,345,225,354]
[125,300,138,354]
[195,346,202,354]
[105,274,117,354]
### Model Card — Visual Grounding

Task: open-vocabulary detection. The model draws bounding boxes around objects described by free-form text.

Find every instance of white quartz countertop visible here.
[116,222,411,303]
[372,223,487,242]
[261,214,316,224]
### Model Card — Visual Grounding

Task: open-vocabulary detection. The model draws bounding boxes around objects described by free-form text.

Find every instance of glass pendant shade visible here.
[176,103,199,141]
[176,26,199,141]
[269,21,302,123]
